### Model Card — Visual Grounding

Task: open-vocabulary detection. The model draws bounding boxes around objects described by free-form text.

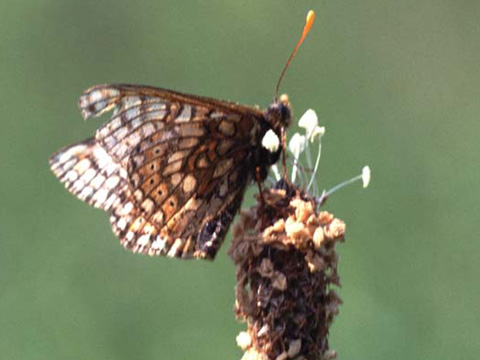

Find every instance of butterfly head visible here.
[256,93,292,179]
[266,93,292,132]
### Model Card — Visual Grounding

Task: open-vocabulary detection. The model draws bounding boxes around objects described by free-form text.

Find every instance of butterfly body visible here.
[50,84,291,259]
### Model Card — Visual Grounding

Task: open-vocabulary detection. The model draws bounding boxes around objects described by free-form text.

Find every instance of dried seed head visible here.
[229,181,345,360]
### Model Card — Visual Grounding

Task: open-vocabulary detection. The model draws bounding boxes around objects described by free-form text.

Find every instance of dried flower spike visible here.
[229,181,345,360]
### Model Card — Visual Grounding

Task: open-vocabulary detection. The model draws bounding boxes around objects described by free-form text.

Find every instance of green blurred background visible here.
[2,0,479,359]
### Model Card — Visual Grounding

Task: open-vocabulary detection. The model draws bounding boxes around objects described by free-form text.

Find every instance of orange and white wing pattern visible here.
[50,84,266,259]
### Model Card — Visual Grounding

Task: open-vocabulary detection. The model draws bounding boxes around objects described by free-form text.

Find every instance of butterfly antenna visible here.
[274,10,315,101]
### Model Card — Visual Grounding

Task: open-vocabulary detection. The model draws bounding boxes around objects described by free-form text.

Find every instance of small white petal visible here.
[261,129,280,153]
[299,110,324,142]
[288,133,306,184]
[309,126,325,142]
[288,133,306,156]
[362,166,371,188]
[298,109,318,131]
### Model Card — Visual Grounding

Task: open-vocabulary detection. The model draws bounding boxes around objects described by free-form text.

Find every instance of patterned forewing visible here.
[76,84,262,259]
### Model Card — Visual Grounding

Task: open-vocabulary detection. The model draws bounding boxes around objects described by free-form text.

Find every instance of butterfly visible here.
[49,11,314,260]
[50,85,291,259]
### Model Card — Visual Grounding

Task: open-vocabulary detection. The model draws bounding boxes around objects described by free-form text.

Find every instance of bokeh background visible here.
[2,1,479,359]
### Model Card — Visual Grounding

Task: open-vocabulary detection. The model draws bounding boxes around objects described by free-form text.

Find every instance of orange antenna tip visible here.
[302,10,315,40]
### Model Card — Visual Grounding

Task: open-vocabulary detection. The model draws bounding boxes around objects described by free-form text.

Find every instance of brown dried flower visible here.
[229,181,345,360]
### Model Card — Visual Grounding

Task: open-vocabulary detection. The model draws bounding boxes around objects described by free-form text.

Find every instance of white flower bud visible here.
[288,133,306,156]
[298,109,318,130]
[298,109,322,142]
[362,166,371,188]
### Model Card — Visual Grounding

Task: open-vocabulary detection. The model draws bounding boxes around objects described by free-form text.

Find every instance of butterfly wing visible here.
[49,138,128,212]
[50,84,265,259]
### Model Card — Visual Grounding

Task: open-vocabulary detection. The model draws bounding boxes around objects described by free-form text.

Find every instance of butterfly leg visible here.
[256,166,266,208]
[280,127,293,186]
